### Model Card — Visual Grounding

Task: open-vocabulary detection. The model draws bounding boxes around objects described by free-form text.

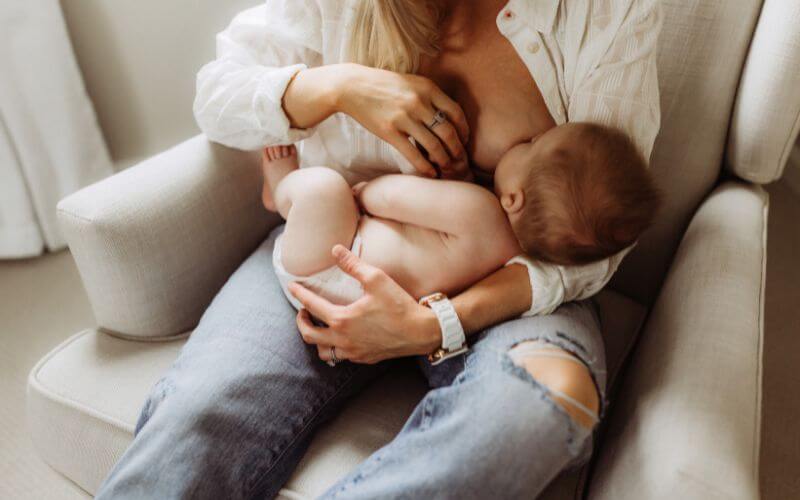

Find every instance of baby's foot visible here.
[262,145,298,211]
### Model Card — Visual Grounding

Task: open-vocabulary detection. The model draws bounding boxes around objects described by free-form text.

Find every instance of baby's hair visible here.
[515,123,661,266]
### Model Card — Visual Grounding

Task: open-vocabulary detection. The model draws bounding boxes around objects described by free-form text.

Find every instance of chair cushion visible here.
[27,290,645,498]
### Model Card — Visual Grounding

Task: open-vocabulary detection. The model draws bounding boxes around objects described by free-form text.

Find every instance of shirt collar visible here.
[506,0,560,34]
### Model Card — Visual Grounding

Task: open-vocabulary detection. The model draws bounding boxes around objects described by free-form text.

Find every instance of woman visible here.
[97,0,661,498]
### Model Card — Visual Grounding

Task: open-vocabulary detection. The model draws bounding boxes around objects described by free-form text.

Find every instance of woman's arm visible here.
[193,2,324,150]
[193,3,470,177]
[447,263,531,335]
[284,63,472,178]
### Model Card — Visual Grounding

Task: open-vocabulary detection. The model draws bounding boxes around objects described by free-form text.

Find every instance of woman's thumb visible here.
[333,244,380,287]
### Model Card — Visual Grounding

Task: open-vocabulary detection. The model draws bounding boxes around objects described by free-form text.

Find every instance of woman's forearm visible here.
[410,264,532,355]
[452,264,532,335]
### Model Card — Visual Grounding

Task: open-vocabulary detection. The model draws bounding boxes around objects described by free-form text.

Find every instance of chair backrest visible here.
[611,0,766,305]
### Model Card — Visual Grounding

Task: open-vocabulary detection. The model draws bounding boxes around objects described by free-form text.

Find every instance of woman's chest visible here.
[418,27,556,171]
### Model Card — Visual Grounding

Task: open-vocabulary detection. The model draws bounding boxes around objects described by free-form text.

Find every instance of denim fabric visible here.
[96,226,606,500]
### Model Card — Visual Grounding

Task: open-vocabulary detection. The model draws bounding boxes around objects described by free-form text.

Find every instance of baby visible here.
[262,122,660,311]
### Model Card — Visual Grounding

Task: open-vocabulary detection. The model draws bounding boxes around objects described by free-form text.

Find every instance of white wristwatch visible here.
[419,292,468,365]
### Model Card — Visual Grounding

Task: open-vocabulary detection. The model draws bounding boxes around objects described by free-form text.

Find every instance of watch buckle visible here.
[427,345,468,365]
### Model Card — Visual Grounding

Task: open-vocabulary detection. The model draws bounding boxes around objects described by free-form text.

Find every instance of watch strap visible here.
[419,293,467,365]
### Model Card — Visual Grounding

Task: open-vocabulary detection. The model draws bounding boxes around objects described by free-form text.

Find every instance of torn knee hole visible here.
[508,341,600,429]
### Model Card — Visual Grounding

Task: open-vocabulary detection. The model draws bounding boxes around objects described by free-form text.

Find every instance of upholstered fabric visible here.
[590,182,767,499]
[726,0,800,184]
[31,0,788,497]
[27,290,646,498]
[610,0,762,305]
[56,136,277,338]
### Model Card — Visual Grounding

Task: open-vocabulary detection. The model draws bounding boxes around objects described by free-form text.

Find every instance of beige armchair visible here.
[28,1,800,498]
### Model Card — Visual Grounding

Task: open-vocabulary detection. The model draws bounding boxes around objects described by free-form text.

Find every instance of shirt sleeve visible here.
[505,246,632,317]
[193,1,324,150]
[509,0,662,317]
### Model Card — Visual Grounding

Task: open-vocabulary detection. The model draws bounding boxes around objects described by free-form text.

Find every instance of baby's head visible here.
[494,123,660,266]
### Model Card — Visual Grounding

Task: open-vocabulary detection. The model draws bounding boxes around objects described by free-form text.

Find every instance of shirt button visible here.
[503,10,515,20]
[527,42,540,54]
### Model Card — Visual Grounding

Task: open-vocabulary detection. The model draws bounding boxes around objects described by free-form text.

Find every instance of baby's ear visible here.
[500,189,525,215]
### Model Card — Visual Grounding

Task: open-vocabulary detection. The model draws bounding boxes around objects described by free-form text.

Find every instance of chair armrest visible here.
[590,181,766,499]
[726,0,800,183]
[57,135,280,338]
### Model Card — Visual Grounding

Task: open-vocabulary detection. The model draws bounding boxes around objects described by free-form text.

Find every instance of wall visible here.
[60,0,260,167]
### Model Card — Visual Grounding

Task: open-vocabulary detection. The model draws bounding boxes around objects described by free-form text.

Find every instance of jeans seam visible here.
[245,365,363,497]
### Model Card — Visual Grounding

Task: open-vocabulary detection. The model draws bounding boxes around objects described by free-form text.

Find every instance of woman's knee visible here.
[508,342,600,430]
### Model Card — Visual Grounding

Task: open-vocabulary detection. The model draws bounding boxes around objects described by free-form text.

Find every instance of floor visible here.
[0,180,798,499]
[0,249,91,499]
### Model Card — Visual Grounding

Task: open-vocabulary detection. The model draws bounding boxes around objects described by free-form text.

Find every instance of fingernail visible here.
[331,244,346,257]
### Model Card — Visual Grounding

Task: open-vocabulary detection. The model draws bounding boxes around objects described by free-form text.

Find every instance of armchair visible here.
[28,0,800,497]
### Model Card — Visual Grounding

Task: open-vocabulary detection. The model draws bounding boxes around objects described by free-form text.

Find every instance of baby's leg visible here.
[263,146,359,276]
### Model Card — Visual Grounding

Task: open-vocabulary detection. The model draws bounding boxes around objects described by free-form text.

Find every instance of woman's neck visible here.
[437,0,508,42]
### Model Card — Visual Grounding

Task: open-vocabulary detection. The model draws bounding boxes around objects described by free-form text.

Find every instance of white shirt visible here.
[194,0,662,316]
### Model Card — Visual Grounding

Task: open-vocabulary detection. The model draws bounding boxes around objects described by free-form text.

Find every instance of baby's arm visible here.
[356,175,503,237]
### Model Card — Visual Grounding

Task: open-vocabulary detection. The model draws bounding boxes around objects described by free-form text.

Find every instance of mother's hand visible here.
[334,64,471,180]
[289,245,440,365]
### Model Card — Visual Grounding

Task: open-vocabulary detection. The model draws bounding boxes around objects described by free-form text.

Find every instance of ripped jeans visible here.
[323,304,607,500]
[95,227,607,500]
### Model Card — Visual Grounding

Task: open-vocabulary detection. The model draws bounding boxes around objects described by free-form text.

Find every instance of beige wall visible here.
[60,0,260,167]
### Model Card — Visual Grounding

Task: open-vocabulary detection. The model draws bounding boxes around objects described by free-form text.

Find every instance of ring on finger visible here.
[426,110,448,131]
[327,346,340,367]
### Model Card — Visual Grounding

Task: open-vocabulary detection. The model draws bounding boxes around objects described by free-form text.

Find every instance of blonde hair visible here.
[348,0,441,73]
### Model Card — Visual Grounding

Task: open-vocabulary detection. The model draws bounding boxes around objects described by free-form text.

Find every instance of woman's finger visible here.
[413,114,469,178]
[430,120,466,167]
[332,244,385,290]
[386,132,437,178]
[429,87,470,144]
[404,119,452,171]
[296,309,344,345]
[317,343,353,364]
[413,105,466,163]
[288,282,339,325]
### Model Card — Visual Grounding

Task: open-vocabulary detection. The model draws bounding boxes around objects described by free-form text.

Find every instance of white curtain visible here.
[0,0,113,259]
